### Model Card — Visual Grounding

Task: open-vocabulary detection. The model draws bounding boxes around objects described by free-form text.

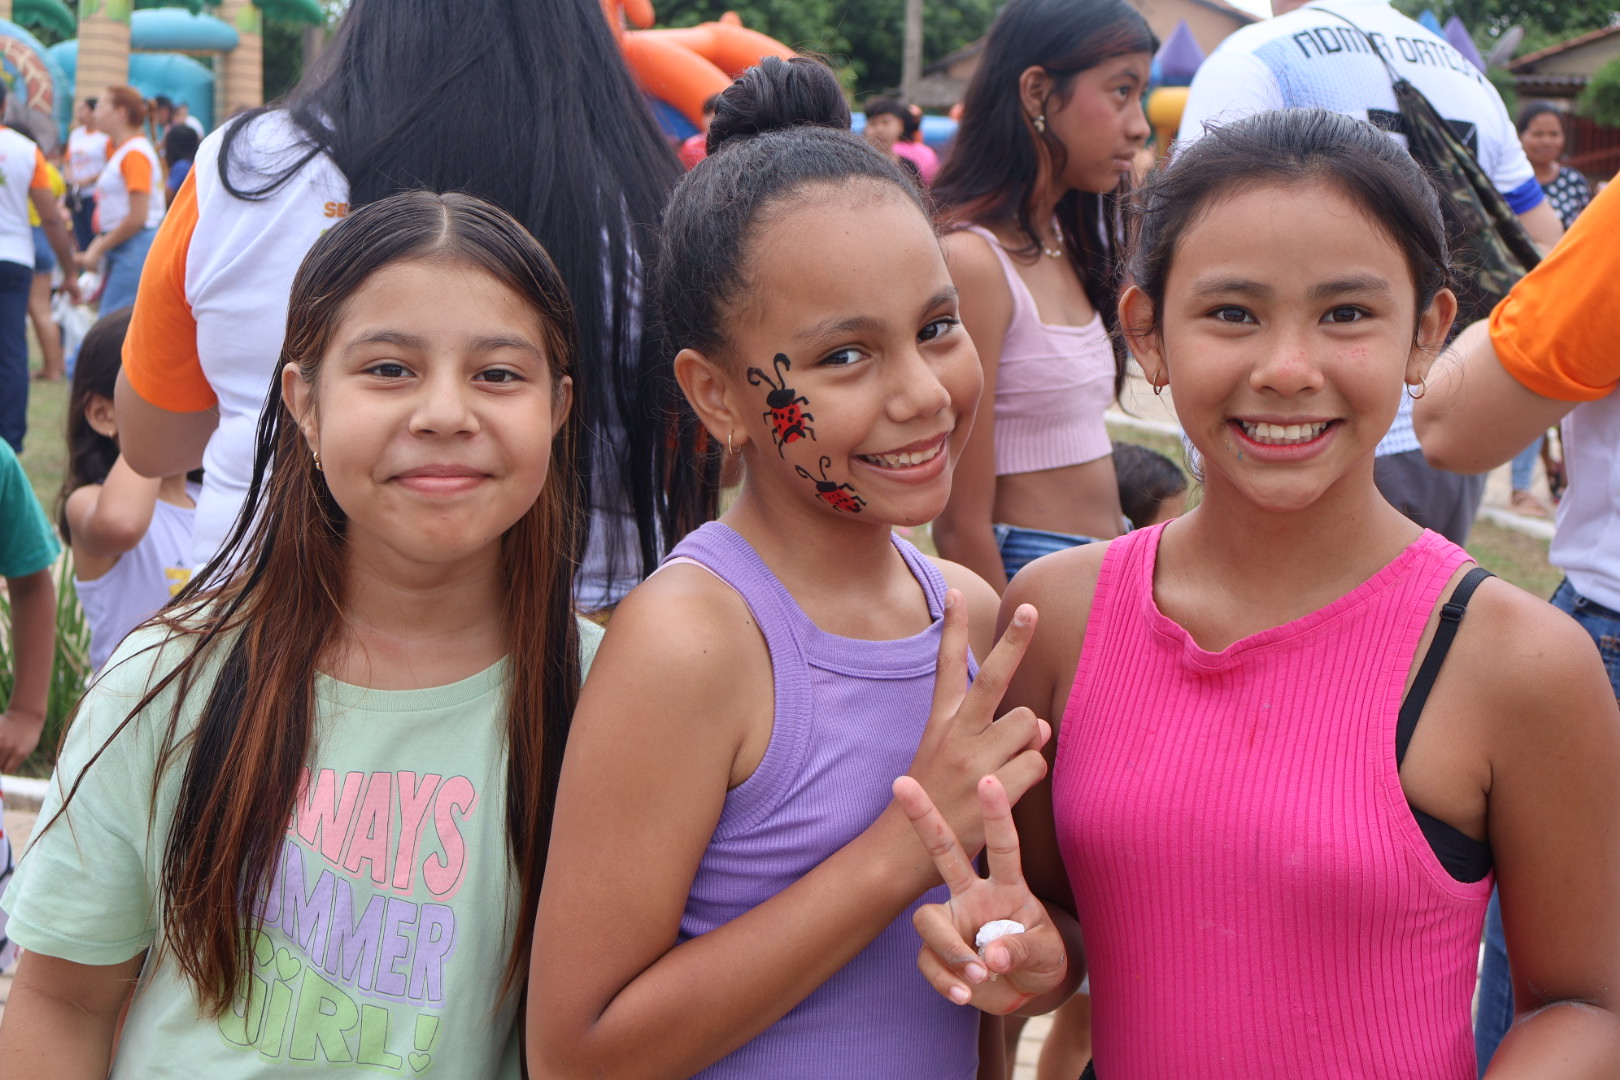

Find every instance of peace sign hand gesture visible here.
[894,772,1070,1015]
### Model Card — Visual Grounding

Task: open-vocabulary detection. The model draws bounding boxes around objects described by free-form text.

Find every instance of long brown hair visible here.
[46,190,583,1014]
[932,0,1156,395]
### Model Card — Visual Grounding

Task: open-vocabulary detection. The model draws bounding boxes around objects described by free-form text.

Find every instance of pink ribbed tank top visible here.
[1054,524,1492,1079]
[956,224,1114,476]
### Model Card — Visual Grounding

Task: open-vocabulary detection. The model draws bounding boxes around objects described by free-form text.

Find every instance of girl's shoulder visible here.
[605,558,766,681]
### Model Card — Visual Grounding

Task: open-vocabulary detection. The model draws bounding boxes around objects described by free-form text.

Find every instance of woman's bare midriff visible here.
[994,456,1125,540]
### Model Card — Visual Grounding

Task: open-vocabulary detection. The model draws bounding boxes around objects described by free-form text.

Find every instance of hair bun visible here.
[707,55,851,155]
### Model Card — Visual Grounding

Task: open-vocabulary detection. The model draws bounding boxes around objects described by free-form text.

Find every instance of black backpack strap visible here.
[1396,566,1494,766]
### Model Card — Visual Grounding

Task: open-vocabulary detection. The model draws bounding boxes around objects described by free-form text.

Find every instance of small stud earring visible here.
[312,449,323,472]
[1033,114,1047,134]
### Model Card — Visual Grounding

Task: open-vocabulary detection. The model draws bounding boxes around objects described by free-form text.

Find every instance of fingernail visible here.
[1012,605,1031,626]
[965,962,988,984]
[949,985,971,1004]
[944,590,958,610]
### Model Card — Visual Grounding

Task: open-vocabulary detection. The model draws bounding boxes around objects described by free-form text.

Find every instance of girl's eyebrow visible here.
[344,330,542,356]
[792,288,959,342]
[1188,275,1393,300]
[1306,275,1393,300]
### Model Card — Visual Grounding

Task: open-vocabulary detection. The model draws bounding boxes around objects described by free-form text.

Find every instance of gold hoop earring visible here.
[727,432,742,456]
[1407,378,1427,401]
[1033,114,1047,134]
[312,449,323,472]
[1152,381,1165,398]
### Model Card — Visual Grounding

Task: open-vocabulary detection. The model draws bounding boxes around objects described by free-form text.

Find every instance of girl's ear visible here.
[550,373,573,435]
[281,362,318,454]
[1118,285,1168,389]
[1407,286,1459,390]
[84,392,118,439]
[1017,65,1053,123]
[673,347,749,455]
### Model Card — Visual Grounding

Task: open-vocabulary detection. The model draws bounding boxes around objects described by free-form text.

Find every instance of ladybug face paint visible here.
[795,455,866,514]
[747,353,816,456]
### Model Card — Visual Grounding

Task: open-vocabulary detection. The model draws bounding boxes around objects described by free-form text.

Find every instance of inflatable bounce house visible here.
[601,0,958,154]
[0,0,321,147]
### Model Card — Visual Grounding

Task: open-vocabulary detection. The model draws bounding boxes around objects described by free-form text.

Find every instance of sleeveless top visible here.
[75,487,197,672]
[666,522,979,1080]
[1055,525,1490,1079]
[958,224,1114,476]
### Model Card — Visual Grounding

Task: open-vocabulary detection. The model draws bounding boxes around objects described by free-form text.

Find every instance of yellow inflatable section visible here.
[602,0,796,128]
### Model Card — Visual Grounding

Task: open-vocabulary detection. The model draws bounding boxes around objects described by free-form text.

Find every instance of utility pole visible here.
[901,0,923,103]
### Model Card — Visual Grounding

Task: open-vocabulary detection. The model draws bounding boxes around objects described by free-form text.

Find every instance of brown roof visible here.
[1509,24,1620,71]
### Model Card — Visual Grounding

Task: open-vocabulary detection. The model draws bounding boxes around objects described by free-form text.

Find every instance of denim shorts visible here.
[1552,579,1620,700]
[993,523,1102,582]
[31,225,53,274]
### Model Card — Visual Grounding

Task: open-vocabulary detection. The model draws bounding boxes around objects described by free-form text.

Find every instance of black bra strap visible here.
[1396,566,1494,766]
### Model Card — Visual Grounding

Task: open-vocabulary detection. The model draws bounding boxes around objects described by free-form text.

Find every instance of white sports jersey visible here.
[1176,0,1542,457]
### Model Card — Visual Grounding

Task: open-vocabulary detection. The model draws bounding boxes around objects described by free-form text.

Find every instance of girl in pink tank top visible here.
[891,110,1620,1079]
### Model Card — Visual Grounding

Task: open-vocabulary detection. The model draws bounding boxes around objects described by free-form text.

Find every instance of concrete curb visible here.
[1,775,47,811]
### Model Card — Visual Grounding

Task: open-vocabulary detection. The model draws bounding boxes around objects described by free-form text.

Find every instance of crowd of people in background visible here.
[0,0,1617,1077]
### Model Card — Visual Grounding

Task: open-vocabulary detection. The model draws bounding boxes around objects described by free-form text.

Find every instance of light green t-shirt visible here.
[3,616,603,1079]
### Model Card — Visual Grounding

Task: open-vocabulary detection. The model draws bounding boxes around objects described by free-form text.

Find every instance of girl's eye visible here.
[366,361,410,378]
[1210,306,1254,324]
[475,368,524,384]
[919,316,959,343]
[820,347,863,367]
[1324,305,1367,324]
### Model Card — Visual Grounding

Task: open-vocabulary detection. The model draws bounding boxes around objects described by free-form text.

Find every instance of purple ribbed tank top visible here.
[666,522,980,1080]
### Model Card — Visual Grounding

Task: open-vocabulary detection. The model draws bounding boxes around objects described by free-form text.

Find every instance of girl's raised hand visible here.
[894,773,1068,1014]
[904,592,1049,856]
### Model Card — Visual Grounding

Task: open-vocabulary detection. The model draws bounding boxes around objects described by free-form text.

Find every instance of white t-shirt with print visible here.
[1176,0,1543,458]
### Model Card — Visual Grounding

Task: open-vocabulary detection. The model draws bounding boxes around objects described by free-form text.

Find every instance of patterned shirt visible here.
[1543,165,1592,230]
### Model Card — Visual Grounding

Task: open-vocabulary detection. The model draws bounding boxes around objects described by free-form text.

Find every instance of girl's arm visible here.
[0,950,143,1076]
[81,192,149,266]
[931,230,1015,593]
[0,567,56,771]
[902,545,1108,1017]
[1471,589,1620,1076]
[64,455,166,579]
[527,567,1047,1080]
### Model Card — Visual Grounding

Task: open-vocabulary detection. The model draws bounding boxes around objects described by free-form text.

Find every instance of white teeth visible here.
[1240,420,1329,446]
[860,441,945,469]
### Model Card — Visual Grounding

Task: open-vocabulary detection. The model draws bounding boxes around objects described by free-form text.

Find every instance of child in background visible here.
[162,124,199,204]
[529,56,1046,1080]
[0,191,600,1077]
[1111,440,1187,529]
[58,307,196,673]
[10,121,70,382]
[0,440,61,968]
[900,109,1620,1078]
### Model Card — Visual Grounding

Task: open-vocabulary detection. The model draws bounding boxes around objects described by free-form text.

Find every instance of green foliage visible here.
[1577,56,1620,128]
[0,560,92,778]
[1390,0,1615,54]
[652,0,998,97]
[262,14,305,101]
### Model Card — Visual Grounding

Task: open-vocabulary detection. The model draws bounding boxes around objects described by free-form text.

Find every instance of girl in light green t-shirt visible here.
[0,190,598,1079]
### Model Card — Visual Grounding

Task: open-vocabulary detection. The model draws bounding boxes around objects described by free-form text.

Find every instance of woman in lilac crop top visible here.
[930,0,1157,593]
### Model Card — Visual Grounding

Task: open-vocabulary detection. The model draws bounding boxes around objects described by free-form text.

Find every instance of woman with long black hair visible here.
[114,0,683,609]
[929,0,1155,594]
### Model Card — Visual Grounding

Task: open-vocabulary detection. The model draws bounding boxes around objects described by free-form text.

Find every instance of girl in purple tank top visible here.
[892,111,1620,1078]
[529,58,1051,1080]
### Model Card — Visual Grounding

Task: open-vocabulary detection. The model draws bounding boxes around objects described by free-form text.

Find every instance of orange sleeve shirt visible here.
[28,147,50,191]
[119,147,154,195]
[122,168,213,411]
[1490,180,1620,402]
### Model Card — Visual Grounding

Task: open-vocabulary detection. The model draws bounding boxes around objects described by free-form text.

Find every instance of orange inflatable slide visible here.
[602,0,796,131]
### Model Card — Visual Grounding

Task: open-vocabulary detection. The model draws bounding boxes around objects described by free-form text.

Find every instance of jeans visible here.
[993,523,1101,582]
[0,260,37,452]
[1474,580,1620,1074]
[1509,436,1543,492]
[99,225,156,316]
[69,190,96,250]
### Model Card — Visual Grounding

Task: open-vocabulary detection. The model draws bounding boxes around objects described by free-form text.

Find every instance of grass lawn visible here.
[19,371,68,515]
